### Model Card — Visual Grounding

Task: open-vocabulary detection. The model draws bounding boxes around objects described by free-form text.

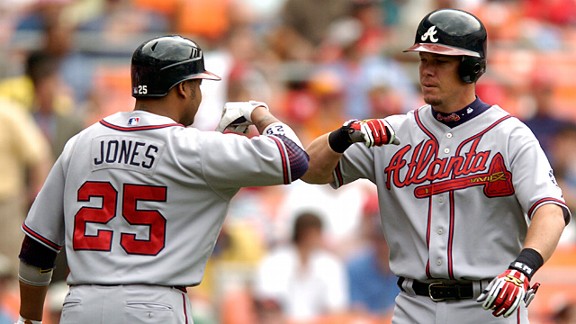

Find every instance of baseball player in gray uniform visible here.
[16,35,309,324]
[301,9,571,323]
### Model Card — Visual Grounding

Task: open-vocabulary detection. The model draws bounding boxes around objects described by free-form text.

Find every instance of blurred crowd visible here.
[1,0,576,323]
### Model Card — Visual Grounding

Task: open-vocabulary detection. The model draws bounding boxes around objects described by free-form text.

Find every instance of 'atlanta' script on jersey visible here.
[384,138,514,198]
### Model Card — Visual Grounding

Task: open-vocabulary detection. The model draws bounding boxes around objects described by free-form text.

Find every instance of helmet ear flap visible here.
[459,56,486,83]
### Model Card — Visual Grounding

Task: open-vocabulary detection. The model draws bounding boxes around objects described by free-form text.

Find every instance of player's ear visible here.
[174,81,188,98]
[176,80,201,99]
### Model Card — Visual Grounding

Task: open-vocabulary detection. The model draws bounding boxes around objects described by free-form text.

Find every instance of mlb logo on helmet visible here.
[128,117,140,126]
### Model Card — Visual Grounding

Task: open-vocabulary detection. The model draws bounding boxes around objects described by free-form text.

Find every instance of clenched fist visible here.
[216,101,269,133]
[345,119,399,147]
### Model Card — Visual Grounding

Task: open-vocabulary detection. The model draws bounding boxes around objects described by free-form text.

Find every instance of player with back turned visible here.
[16,35,309,324]
[301,8,571,323]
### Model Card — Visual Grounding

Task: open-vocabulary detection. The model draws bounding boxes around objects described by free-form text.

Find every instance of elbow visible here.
[300,172,318,184]
[300,165,333,184]
[289,151,309,181]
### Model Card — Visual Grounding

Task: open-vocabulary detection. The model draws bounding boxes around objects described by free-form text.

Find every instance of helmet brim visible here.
[403,43,481,58]
[193,70,222,81]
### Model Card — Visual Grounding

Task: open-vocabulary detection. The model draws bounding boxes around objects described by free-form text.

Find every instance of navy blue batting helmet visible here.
[131,35,221,98]
[404,9,487,83]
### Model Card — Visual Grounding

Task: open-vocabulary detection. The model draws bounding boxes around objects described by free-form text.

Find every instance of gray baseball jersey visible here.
[333,104,571,281]
[22,110,306,287]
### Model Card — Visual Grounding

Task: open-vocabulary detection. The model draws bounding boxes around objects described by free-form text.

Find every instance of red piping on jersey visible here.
[425,195,433,278]
[414,109,439,279]
[22,223,62,251]
[269,136,290,184]
[334,161,344,187]
[100,119,183,131]
[414,108,439,141]
[457,116,512,146]
[182,294,189,324]
[447,190,456,279]
[528,198,569,221]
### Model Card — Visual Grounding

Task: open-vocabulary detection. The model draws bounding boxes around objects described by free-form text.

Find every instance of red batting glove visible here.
[346,119,399,147]
[477,269,529,317]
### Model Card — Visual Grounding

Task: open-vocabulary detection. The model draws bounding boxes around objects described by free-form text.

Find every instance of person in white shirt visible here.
[253,211,349,322]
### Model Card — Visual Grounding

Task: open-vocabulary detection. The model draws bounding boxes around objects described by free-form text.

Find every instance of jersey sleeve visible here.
[22,154,67,252]
[201,125,309,189]
[331,143,376,189]
[263,122,309,181]
[21,133,80,251]
[507,120,571,224]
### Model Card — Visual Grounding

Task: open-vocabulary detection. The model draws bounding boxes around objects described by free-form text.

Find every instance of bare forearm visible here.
[251,106,280,134]
[524,204,567,262]
[19,281,49,321]
[300,134,341,184]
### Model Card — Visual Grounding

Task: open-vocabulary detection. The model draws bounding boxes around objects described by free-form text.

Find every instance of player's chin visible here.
[422,94,442,107]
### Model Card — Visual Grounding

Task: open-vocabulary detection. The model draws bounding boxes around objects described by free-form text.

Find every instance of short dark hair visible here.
[25,51,59,85]
[291,212,323,243]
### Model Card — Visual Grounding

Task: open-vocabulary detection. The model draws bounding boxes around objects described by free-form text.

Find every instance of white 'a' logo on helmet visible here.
[421,25,439,43]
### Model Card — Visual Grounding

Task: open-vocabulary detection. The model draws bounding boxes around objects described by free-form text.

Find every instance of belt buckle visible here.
[428,281,451,302]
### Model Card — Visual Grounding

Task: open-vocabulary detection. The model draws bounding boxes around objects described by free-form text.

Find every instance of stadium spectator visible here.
[346,197,399,316]
[13,0,71,32]
[253,211,349,322]
[0,254,16,324]
[316,17,418,119]
[552,301,576,324]
[548,123,576,245]
[25,51,85,157]
[268,0,350,61]
[522,70,570,156]
[0,98,51,276]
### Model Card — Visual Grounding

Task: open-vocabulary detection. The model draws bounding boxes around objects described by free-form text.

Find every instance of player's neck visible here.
[134,99,180,123]
[431,91,477,114]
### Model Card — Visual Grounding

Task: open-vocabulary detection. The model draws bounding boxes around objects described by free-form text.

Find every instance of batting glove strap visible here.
[524,282,541,307]
[328,119,399,153]
[477,269,530,318]
[328,119,357,153]
[509,248,544,280]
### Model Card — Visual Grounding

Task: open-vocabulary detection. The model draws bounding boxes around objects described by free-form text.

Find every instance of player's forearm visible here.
[300,134,340,184]
[18,236,58,322]
[302,119,399,184]
[19,281,49,321]
[523,203,567,262]
[251,106,281,134]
